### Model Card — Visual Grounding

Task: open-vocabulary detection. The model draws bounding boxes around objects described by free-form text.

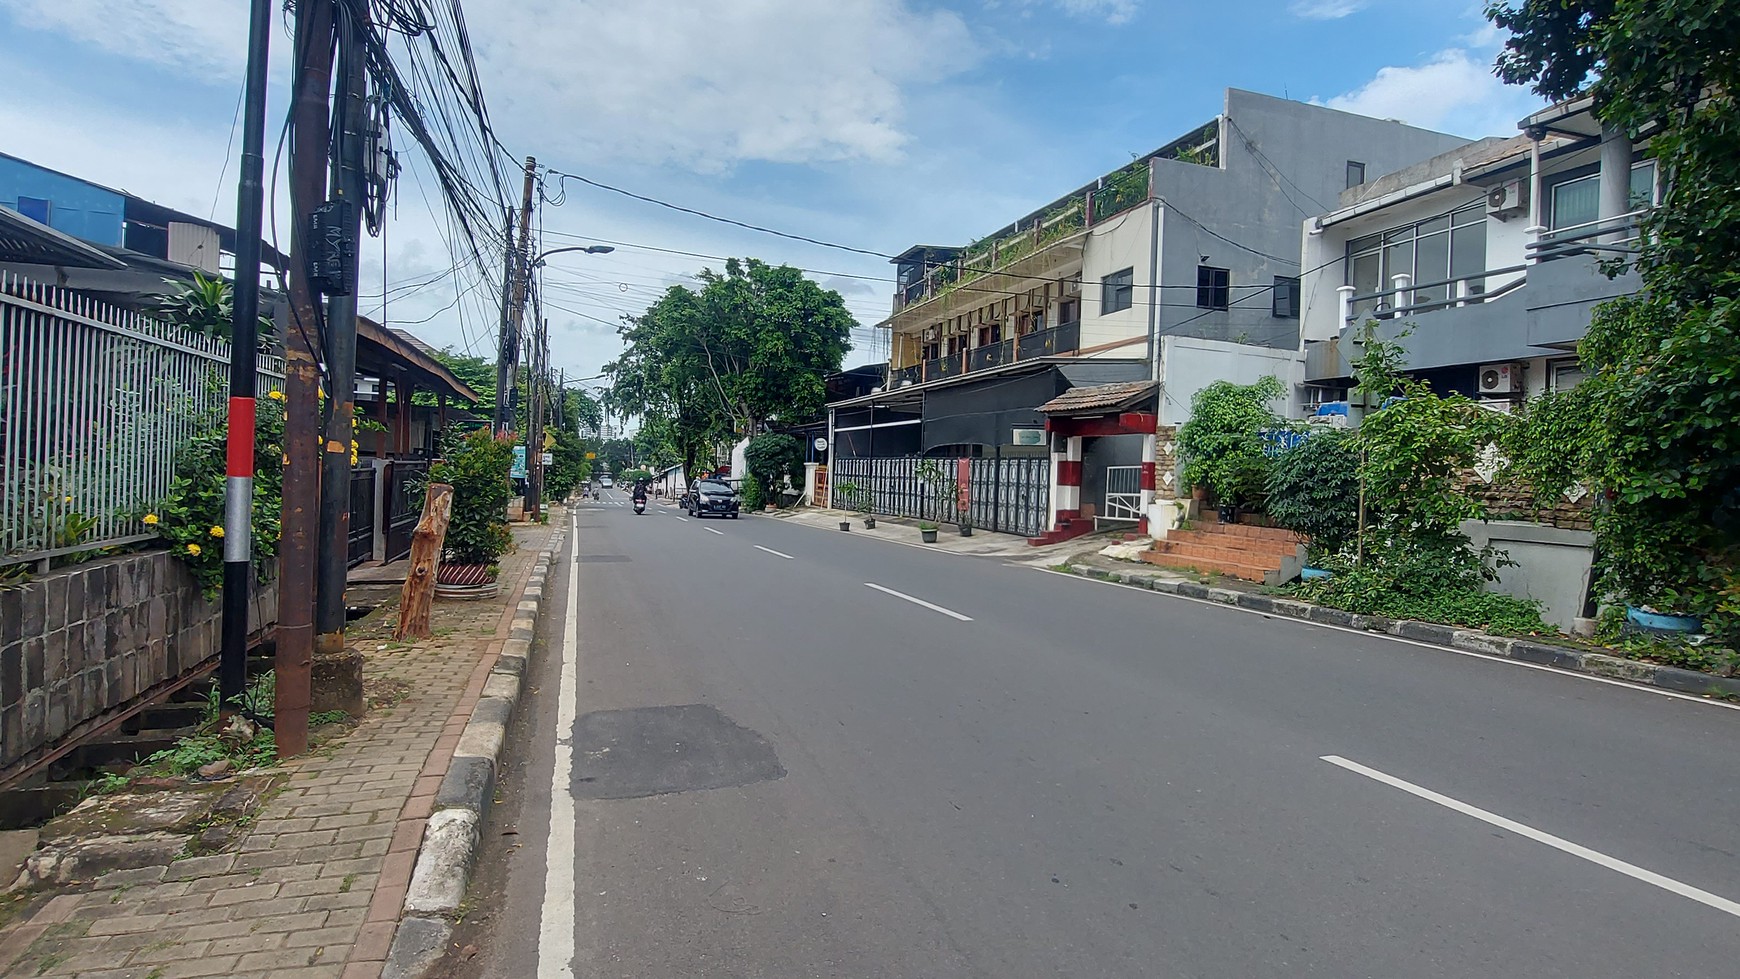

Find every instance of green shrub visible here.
[150,393,286,596]
[1265,429,1359,560]
[430,428,513,566]
[1293,531,1550,636]
[745,433,804,507]
[740,473,766,511]
[1178,376,1284,505]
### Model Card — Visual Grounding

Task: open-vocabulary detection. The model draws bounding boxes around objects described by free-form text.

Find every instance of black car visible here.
[687,479,741,519]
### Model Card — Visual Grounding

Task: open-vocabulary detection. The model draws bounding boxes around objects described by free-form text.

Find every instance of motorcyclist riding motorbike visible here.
[632,479,649,514]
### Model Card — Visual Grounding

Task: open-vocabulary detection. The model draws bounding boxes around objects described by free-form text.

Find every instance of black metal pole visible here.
[315,0,368,652]
[220,0,273,707]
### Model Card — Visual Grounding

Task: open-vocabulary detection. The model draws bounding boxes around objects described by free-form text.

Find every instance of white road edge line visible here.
[1321,754,1740,920]
[865,582,973,621]
[705,527,725,536]
[754,544,795,560]
[538,512,581,977]
[1024,567,1740,713]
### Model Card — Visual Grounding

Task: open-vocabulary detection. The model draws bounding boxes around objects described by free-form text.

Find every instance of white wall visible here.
[1158,335,1304,426]
[1078,204,1157,357]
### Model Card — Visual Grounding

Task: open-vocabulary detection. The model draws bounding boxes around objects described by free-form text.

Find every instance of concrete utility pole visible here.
[494,156,537,434]
[278,0,337,757]
[311,0,368,712]
[527,317,548,519]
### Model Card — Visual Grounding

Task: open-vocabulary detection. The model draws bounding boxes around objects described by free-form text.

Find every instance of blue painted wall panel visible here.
[0,156,126,247]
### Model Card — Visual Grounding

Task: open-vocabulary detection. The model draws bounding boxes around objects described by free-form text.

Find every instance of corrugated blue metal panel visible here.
[0,156,126,247]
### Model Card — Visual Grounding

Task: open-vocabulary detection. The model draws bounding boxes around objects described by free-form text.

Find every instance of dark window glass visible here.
[1346,161,1366,189]
[1196,265,1230,310]
[1272,276,1299,318]
[1102,267,1134,314]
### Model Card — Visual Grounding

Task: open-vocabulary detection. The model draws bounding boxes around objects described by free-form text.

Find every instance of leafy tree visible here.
[605,258,854,482]
[1265,429,1360,561]
[429,428,514,567]
[1486,0,1740,633]
[1177,376,1285,505]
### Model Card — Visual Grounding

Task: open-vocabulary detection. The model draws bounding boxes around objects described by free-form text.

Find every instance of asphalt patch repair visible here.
[570,704,785,800]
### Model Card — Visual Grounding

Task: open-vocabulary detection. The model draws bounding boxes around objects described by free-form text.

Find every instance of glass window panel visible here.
[1348,233,1381,254]
[1551,174,1600,230]
[1384,240,1414,287]
[1414,232,1450,305]
[1451,223,1487,297]
[1630,162,1657,209]
[1452,205,1483,227]
[1418,215,1450,236]
[1349,252,1380,318]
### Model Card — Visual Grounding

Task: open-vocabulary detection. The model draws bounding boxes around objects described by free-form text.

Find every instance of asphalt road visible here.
[443,489,1740,979]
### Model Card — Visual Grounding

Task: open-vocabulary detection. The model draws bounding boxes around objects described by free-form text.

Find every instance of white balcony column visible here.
[1598,122,1633,242]
[1390,273,1412,315]
[1337,284,1357,327]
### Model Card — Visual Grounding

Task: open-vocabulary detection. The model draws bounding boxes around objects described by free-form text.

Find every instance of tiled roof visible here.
[1038,380,1157,415]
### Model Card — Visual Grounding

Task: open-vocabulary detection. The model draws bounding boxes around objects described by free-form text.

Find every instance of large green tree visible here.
[605,258,855,480]
[1485,0,1740,633]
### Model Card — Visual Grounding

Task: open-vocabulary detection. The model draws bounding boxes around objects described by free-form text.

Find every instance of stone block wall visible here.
[0,551,278,776]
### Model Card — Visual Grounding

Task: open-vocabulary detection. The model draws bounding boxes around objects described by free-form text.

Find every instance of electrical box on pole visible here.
[309,199,357,296]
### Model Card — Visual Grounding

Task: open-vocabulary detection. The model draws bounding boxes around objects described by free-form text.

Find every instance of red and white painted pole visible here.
[220,0,273,706]
[1138,431,1157,535]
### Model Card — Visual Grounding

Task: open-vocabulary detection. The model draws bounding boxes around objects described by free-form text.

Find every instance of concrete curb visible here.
[1066,564,1740,701]
[384,537,560,979]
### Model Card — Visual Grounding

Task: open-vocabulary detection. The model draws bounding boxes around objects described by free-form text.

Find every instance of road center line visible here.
[1321,755,1740,920]
[675,515,689,522]
[864,582,973,621]
[754,544,794,560]
[705,527,725,535]
[539,515,582,976]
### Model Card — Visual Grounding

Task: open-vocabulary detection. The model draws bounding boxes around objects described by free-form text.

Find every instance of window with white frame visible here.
[1547,160,1658,231]
[1345,203,1487,318]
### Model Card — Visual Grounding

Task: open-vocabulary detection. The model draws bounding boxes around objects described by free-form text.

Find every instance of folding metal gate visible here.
[830,455,1050,538]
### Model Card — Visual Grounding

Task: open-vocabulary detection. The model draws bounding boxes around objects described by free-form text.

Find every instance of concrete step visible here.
[1139,549,1270,582]
[1155,539,1292,568]
[1161,530,1299,559]
[1194,518,1298,543]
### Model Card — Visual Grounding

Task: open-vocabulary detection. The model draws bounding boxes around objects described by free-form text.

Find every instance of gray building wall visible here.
[1150,91,1472,350]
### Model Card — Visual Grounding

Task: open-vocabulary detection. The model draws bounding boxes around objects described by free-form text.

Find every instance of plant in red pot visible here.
[432,429,515,600]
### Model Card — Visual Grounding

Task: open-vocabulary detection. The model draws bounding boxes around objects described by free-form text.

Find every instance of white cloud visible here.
[0,0,247,80]
[998,0,1140,23]
[1325,45,1543,137]
[1289,0,1366,19]
[471,0,975,170]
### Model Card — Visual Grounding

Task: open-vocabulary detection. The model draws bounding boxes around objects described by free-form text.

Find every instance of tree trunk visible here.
[394,483,454,640]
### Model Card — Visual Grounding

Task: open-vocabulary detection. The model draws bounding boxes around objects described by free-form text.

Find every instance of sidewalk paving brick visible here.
[0,519,559,979]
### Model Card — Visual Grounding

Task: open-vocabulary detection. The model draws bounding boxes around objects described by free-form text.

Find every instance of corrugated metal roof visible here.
[1037,380,1157,415]
[0,206,126,269]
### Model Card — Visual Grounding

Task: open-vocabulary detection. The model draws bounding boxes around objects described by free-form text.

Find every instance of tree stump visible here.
[395,483,454,640]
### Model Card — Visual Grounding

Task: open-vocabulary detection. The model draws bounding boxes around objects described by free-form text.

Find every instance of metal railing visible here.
[1528,210,1646,262]
[348,468,377,567]
[1017,319,1081,359]
[1103,465,1143,523]
[969,338,1013,372]
[1,273,285,568]
[385,459,430,562]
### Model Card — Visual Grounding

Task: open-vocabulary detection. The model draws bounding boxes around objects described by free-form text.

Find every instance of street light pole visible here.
[522,245,612,520]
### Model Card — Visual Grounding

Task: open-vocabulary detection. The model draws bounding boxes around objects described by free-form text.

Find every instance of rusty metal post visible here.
[277,0,336,758]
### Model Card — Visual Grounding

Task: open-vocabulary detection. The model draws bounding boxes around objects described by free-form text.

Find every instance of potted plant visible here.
[431,428,515,600]
[919,521,939,544]
[957,511,974,537]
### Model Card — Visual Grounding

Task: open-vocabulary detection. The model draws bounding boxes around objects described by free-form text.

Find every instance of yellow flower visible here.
[63,495,73,504]
[142,513,160,526]
[209,526,225,538]
[186,543,202,557]
[267,390,285,401]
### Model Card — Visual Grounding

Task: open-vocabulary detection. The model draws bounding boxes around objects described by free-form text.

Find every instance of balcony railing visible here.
[1528,210,1645,263]
[892,320,1082,388]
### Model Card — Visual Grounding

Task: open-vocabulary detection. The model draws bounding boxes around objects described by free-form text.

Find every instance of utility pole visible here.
[315,0,369,661]
[527,318,548,519]
[278,0,337,758]
[219,0,273,709]
[494,157,537,434]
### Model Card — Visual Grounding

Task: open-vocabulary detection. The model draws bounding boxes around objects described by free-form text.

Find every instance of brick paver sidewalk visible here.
[0,519,560,979]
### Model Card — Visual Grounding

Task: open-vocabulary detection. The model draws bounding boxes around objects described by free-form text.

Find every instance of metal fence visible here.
[348,468,377,567]
[1103,465,1142,522]
[831,455,1051,538]
[385,459,431,562]
[1,273,285,567]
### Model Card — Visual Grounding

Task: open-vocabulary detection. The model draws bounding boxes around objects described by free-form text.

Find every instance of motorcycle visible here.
[632,497,646,515]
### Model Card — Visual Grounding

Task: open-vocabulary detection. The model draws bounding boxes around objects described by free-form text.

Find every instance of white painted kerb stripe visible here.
[538,513,581,976]
[864,582,973,621]
[754,545,794,560]
[1321,755,1740,920]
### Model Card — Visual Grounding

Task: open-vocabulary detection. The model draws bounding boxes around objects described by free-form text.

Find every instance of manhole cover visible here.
[571,704,784,800]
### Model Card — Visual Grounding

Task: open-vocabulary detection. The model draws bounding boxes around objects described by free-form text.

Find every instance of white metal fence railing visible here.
[830,455,1051,538]
[1103,465,1142,523]
[1,272,285,568]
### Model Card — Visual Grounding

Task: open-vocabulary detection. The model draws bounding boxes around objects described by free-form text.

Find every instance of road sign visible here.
[813,436,828,452]
[1012,428,1045,446]
[543,431,556,450]
[541,452,554,466]
[585,452,596,460]
[511,445,527,479]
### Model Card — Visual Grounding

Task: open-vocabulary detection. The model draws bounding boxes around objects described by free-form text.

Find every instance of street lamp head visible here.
[585,245,615,254]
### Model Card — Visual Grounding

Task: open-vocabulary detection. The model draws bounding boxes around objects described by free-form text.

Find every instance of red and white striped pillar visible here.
[1054,434,1084,525]
[1138,431,1157,534]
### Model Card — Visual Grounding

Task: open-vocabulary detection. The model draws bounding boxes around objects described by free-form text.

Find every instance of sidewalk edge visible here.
[1061,564,1740,702]
[384,536,560,979]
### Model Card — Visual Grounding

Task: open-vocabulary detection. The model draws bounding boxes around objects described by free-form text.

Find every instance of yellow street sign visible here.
[543,431,556,450]
[585,452,596,460]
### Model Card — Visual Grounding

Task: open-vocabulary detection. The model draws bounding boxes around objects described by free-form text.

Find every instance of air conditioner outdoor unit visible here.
[1478,362,1520,394]
[1487,179,1528,220]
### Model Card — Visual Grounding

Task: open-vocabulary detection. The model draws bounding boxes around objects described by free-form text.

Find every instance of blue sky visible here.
[0,0,1543,381]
